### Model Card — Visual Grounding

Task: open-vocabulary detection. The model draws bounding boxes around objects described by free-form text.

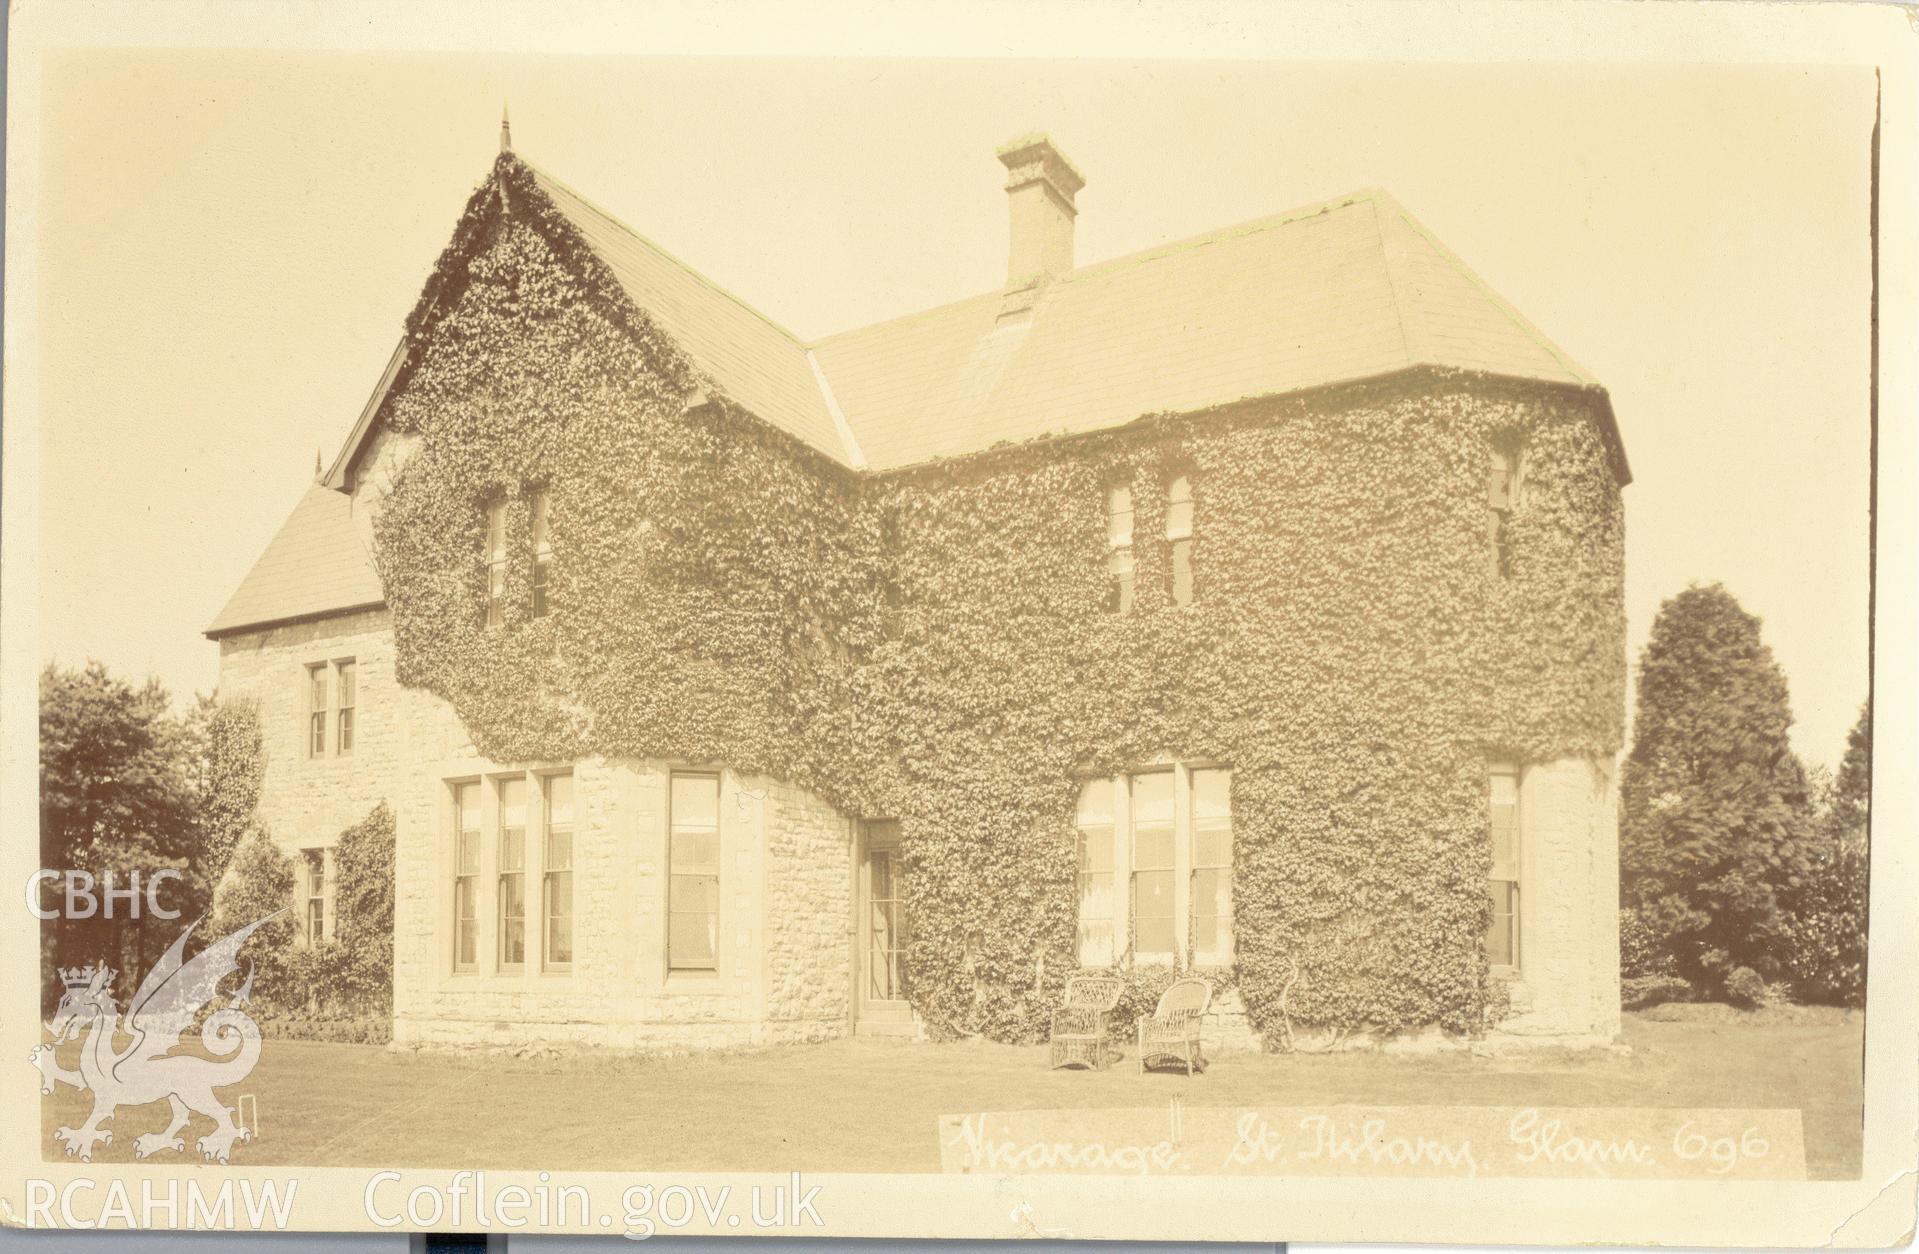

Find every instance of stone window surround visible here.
[303,656,358,759]
[1488,755,1548,1000]
[1075,758,1233,970]
[299,846,332,947]
[439,762,578,986]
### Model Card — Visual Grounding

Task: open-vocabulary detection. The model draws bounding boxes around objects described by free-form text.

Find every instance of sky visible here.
[32,54,1875,769]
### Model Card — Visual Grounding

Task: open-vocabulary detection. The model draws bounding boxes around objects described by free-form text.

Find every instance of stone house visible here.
[206,126,1630,1051]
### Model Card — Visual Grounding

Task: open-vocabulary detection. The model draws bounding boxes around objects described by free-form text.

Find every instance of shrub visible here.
[1619,906,1675,980]
[1780,832,1867,1007]
[1725,966,1768,1009]
[1621,973,1691,1009]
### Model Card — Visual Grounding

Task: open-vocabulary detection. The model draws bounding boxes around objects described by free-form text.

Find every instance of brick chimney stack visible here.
[997,134,1084,292]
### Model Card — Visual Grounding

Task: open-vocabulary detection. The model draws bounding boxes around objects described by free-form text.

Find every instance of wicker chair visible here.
[1136,976,1213,1075]
[1048,975,1126,1070]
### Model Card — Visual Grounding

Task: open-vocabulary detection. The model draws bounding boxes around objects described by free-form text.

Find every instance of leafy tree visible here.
[1619,585,1813,993]
[207,826,301,999]
[330,803,396,1012]
[183,694,265,884]
[1780,700,1870,1005]
[38,662,204,989]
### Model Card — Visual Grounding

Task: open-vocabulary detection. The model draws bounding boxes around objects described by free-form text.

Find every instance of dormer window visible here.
[530,490,553,618]
[1487,444,1522,578]
[1166,472,1194,606]
[484,500,508,627]
[1106,483,1135,614]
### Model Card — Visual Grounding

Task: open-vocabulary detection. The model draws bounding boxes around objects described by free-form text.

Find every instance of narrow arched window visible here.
[1166,472,1195,606]
[1487,445,1521,578]
[483,500,507,627]
[529,490,553,618]
[1106,482,1135,614]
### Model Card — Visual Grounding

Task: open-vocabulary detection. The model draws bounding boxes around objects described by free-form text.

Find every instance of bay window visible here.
[1074,765,1234,967]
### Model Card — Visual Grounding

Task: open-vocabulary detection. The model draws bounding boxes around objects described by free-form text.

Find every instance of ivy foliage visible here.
[370,155,1626,1043]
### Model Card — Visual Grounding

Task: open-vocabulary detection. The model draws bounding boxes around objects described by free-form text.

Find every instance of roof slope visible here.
[224,167,1617,639]
[525,162,849,462]
[206,485,384,637]
[812,189,1600,469]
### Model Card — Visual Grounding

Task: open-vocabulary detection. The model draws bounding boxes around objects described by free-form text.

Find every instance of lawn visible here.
[40,1004,1864,1178]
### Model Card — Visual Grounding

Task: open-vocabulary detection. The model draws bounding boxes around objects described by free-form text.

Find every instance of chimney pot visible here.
[996,134,1083,291]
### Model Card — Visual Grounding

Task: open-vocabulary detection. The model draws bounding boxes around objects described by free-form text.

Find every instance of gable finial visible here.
[500,102,512,154]
[314,447,323,481]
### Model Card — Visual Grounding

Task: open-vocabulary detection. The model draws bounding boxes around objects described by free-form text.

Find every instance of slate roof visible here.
[206,484,384,637]
[526,164,853,463]
[813,188,1599,469]
[212,160,1619,637]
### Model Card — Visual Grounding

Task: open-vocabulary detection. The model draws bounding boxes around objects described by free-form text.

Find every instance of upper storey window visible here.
[1487,443,1523,578]
[305,658,357,758]
[1106,483,1135,614]
[484,501,508,628]
[1166,472,1195,607]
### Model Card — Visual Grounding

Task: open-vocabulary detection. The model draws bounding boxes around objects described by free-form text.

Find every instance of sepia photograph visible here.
[3,1,1915,1247]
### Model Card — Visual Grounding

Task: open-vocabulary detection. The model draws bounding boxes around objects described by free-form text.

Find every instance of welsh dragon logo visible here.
[31,914,275,1164]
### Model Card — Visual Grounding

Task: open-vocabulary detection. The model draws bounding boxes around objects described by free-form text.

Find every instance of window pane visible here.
[671,873,720,912]
[338,707,355,753]
[671,774,719,830]
[1488,882,1517,966]
[309,667,327,710]
[531,492,550,552]
[1134,888,1176,958]
[546,872,573,965]
[1107,485,1133,545]
[1193,768,1230,821]
[499,874,525,966]
[499,777,528,828]
[1132,772,1174,825]
[1488,451,1514,509]
[545,828,572,871]
[545,774,575,832]
[671,829,718,873]
[337,661,356,706]
[1171,539,1194,605]
[486,502,506,559]
[1490,767,1519,871]
[1077,777,1113,826]
[669,910,718,967]
[1166,474,1193,538]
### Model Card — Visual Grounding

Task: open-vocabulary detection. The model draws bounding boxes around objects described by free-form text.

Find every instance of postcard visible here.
[3,0,1914,1246]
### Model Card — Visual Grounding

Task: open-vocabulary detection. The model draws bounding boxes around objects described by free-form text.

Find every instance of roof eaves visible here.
[204,599,388,642]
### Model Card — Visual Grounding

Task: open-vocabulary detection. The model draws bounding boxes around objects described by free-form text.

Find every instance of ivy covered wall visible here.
[368,156,1626,1045]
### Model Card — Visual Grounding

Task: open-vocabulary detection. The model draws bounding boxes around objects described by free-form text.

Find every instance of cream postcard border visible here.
[2,0,1913,1245]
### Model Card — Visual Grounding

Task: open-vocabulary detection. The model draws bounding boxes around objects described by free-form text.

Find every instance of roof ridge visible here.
[809,187,1385,350]
[1375,193,1599,387]
[518,156,812,351]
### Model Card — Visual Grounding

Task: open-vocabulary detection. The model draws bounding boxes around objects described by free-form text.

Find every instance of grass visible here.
[41,1005,1864,1178]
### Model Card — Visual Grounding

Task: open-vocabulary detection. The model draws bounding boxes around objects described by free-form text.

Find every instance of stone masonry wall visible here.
[215,607,399,863]
[1493,754,1622,1045]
